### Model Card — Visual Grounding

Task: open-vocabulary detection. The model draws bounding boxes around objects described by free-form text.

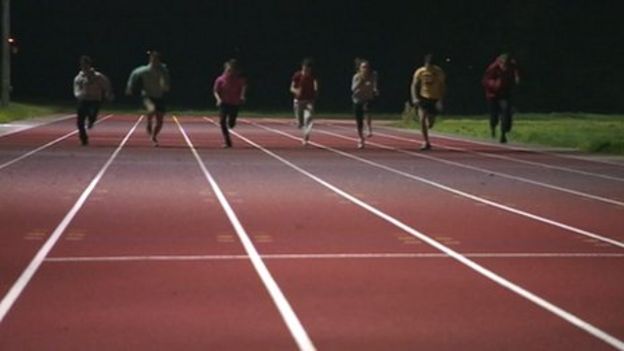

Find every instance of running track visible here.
[0,115,623,350]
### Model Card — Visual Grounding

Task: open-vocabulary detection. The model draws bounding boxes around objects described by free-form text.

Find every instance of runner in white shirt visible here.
[73,55,113,146]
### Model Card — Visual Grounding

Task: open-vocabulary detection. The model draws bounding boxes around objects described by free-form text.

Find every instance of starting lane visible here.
[375,124,624,182]
[0,114,74,138]
[0,114,103,167]
[254,121,624,248]
[0,116,299,350]
[247,121,624,337]
[2,116,622,350]
[180,118,622,350]
[0,115,137,299]
[311,124,624,243]
[322,122,624,204]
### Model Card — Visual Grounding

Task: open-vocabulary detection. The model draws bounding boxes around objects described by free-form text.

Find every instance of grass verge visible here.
[0,101,69,123]
[397,108,624,154]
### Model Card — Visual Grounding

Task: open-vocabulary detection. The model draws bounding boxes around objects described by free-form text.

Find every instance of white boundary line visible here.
[174,116,316,351]
[224,121,624,350]
[0,114,75,138]
[375,125,624,182]
[45,252,624,263]
[0,115,143,324]
[247,120,624,249]
[423,127,624,168]
[315,120,624,168]
[245,117,624,170]
[316,125,624,207]
[0,114,114,171]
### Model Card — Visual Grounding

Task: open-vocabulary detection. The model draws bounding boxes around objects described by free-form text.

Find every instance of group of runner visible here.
[72,51,520,148]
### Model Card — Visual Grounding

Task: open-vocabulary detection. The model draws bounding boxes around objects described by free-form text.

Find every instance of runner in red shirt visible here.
[482,53,520,143]
[213,59,247,148]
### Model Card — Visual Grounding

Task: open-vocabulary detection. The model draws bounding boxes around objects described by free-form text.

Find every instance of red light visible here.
[8,38,15,43]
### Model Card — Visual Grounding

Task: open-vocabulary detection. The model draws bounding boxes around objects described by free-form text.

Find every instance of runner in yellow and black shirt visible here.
[410,54,446,150]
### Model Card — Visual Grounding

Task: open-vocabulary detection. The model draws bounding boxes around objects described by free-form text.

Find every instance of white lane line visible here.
[225,123,624,351]
[174,116,316,351]
[0,115,143,324]
[340,121,624,168]
[248,120,624,250]
[243,118,624,168]
[316,126,624,207]
[0,114,75,138]
[0,114,114,171]
[375,125,624,182]
[45,252,624,263]
[423,127,624,168]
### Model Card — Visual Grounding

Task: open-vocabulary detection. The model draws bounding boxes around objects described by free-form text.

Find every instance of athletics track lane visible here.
[1,116,622,350]
[0,115,134,298]
[309,123,624,242]
[188,118,622,350]
[322,121,624,201]
[369,122,624,182]
[0,116,298,350]
[0,115,80,165]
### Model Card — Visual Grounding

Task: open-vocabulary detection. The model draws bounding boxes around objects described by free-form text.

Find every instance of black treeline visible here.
[10,0,624,114]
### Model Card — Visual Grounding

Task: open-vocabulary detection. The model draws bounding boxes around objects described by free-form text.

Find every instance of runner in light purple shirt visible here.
[351,58,379,149]
[213,59,247,148]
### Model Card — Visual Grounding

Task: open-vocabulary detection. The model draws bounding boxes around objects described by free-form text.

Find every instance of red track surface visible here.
[0,115,623,350]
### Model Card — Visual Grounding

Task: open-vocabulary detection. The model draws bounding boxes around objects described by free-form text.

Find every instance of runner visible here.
[482,53,520,143]
[410,53,446,151]
[352,58,379,149]
[73,55,113,146]
[213,59,247,148]
[290,58,318,146]
[125,51,171,147]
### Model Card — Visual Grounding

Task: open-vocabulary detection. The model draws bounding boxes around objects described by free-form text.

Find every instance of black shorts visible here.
[219,104,240,118]
[418,98,438,115]
[353,100,373,119]
[144,97,166,113]
[77,100,102,118]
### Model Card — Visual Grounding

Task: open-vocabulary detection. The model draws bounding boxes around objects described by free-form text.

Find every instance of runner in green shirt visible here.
[126,51,171,147]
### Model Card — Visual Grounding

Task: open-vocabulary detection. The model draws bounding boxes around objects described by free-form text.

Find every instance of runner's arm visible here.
[125,69,138,96]
[100,74,114,101]
[73,75,84,100]
[410,74,420,105]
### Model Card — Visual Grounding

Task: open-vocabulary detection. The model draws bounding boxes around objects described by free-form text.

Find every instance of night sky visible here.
[9,0,624,113]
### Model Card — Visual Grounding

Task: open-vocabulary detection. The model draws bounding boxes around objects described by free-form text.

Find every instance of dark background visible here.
[8,0,624,114]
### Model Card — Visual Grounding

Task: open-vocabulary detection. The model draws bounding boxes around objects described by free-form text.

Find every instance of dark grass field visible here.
[398,110,624,154]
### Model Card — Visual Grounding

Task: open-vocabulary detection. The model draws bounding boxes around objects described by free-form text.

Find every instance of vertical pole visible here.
[1,0,10,106]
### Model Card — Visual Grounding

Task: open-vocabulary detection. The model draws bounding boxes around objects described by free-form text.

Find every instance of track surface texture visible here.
[1,115,623,350]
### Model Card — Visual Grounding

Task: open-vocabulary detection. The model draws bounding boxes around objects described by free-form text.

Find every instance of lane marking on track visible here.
[0,115,143,324]
[44,252,624,263]
[247,120,624,250]
[422,126,624,168]
[375,125,624,182]
[174,116,316,351]
[0,114,114,172]
[0,114,75,138]
[318,120,624,169]
[216,234,236,243]
[23,230,47,241]
[319,125,624,207]
[225,121,624,351]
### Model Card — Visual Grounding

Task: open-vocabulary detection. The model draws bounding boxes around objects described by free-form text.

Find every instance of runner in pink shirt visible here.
[290,58,318,146]
[213,59,247,148]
